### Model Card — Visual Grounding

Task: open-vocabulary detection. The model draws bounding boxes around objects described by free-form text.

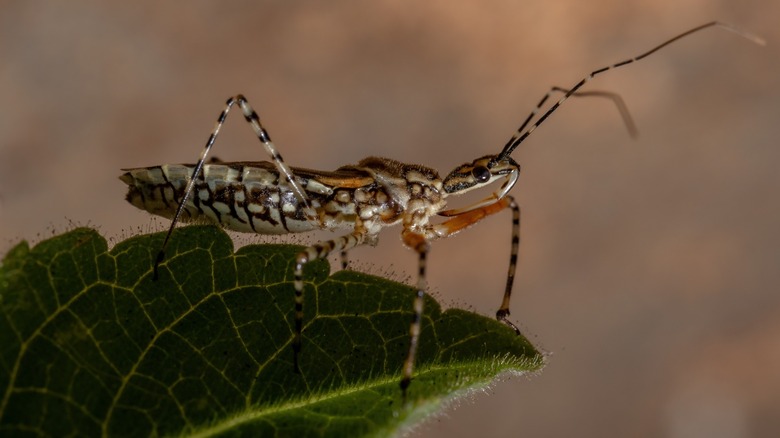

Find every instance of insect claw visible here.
[496,309,521,335]
[400,377,411,404]
[504,320,522,336]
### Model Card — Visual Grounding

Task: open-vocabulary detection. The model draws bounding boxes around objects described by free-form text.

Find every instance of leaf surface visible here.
[0,226,544,437]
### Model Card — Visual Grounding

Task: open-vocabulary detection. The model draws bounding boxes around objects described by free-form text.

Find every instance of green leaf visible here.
[0,225,544,437]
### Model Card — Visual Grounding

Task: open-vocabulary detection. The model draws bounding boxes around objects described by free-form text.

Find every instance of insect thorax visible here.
[350,157,446,232]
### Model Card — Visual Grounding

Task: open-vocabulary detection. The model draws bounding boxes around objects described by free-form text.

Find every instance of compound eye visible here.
[471,166,491,183]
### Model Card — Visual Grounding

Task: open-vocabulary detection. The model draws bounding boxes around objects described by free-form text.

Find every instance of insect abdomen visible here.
[120,164,323,234]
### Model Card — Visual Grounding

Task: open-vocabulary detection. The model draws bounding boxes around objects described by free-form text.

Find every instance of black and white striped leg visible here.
[430,196,520,334]
[399,231,430,399]
[153,94,311,280]
[392,197,514,396]
[495,197,521,334]
[293,231,368,373]
[233,95,311,206]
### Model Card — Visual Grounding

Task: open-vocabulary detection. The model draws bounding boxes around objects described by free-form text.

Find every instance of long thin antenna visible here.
[497,21,765,160]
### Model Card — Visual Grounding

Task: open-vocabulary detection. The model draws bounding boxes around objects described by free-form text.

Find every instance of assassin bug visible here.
[120,22,763,396]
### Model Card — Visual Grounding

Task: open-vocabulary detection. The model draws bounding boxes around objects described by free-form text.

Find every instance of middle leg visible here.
[293,229,368,372]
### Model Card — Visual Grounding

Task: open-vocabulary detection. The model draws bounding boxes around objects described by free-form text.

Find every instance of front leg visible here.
[398,196,520,398]
[431,196,522,334]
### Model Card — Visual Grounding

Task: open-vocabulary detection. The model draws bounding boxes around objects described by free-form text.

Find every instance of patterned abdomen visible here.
[120,164,323,234]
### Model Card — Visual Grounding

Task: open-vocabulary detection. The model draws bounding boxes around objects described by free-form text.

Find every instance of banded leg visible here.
[153,94,312,279]
[432,195,521,333]
[293,230,369,372]
[399,196,518,396]
[399,230,430,397]
[496,197,521,334]
[498,21,764,159]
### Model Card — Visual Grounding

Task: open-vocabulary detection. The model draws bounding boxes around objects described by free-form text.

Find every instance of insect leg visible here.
[398,196,518,397]
[293,230,369,373]
[496,198,521,334]
[432,196,522,333]
[233,95,312,207]
[153,95,313,279]
[154,97,240,279]
[399,230,430,399]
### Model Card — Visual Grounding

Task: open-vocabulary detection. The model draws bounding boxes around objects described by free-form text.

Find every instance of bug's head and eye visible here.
[443,155,520,194]
[440,155,520,216]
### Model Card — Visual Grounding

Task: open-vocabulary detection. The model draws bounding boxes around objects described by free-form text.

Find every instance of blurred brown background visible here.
[1,1,778,437]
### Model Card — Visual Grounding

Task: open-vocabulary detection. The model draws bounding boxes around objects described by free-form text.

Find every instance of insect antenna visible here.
[496,21,765,161]
[553,88,639,138]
